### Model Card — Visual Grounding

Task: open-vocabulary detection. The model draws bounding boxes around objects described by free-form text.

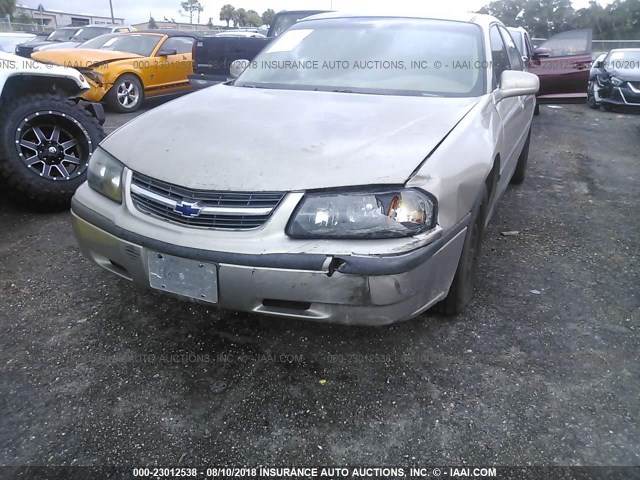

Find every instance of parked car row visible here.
[14,24,135,58]
[32,30,197,113]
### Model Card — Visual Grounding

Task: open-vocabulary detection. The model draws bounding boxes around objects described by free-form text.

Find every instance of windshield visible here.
[608,50,640,63]
[46,28,78,42]
[237,18,485,97]
[270,12,322,37]
[71,26,112,43]
[80,34,161,56]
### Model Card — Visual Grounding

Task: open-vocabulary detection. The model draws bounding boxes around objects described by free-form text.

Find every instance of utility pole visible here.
[109,0,115,23]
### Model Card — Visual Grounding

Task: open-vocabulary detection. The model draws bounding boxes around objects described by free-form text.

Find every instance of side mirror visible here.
[157,48,177,57]
[229,59,250,79]
[494,70,539,101]
[533,47,551,58]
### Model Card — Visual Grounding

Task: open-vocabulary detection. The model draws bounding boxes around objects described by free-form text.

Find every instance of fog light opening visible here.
[261,299,312,311]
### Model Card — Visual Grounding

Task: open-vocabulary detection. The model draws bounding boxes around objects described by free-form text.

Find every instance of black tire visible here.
[0,93,105,209]
[106,74,144,113]
[534,103,540,116]
[434,186,488,315]
[510,128,531,185]
[587,81,600,109]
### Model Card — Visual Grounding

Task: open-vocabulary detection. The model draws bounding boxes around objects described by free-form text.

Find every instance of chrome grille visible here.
[130,171,285,229]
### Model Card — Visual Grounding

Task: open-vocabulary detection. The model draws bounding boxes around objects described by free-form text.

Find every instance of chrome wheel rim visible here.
[116,80,140,108]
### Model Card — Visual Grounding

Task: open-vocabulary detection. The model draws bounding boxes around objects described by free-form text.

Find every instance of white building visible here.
[13,3,125,28]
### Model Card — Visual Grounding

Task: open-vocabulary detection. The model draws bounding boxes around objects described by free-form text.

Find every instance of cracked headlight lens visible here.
[286,188,436,239]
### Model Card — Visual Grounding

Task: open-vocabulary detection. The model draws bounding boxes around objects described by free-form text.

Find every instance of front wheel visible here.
[0,94,105,209]
[587,81,600,109]
[510,128,531,185]
[434,186,488,315]
[107,74,144,113]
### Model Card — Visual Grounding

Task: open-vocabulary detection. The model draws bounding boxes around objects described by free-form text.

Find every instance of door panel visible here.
[150,37,195,95]
[529,29,592,97]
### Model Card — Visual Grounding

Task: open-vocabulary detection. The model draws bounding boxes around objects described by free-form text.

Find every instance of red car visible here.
[508,28,593,112]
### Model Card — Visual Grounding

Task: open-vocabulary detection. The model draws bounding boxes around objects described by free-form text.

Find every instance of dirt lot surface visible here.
[0,102,638,467]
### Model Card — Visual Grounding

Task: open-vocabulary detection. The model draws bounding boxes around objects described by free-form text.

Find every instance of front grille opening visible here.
[130,171,286,230]
[262,299,312,311]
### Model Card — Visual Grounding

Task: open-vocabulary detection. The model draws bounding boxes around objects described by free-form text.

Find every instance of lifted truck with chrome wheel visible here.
[0,51,105,209]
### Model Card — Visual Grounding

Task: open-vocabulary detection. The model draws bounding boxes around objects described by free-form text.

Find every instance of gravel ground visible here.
[0,102,638,467]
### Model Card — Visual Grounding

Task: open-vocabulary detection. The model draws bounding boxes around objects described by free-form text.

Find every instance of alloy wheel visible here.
[14,111,92,180]
[116,81,140,109]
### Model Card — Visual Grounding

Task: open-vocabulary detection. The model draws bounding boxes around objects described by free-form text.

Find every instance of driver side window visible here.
[490,25,511,89]
[160,37,194,55]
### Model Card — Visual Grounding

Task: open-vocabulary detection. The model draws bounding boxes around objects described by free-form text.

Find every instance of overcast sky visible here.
[18,0,608,25]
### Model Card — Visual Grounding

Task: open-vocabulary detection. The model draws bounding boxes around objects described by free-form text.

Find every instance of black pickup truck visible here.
[189,10,326,88]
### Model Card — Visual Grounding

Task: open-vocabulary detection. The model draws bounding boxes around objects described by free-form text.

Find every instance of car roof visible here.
[0,32,36,37]
[300,12,500,28]
[134,30,199,38]
[609,48,640,53]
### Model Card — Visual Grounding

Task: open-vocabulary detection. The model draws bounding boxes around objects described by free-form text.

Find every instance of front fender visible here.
[406,95,501,231]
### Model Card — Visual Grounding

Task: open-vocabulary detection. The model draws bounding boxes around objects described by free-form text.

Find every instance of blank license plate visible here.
[148,251,218,303]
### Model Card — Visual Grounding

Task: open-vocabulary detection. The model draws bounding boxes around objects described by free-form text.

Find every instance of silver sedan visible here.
[71,13,539,325]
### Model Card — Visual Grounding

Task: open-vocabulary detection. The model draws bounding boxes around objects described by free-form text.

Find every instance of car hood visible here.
[608,68,640,82]
[18,40,54,49]
[103,85,480,191]
[36,41,82,51]
[32,48,141,66]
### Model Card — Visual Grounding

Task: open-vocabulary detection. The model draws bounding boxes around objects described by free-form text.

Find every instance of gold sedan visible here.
[33,31,196,113]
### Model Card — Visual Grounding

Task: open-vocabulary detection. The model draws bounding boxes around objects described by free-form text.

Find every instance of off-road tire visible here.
[434,186,488,315]
[0,93,105,209]
[510,128,531,185]
[106,74,144,113]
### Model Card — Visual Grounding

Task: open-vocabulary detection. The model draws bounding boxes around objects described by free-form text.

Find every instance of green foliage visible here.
[261,8,276,26]
[0,0,16,17]
[478,0,640,39]
[233,8,247,27]
[245,10,262,27]
[181,0,203,24]
[10,8,33,26]
[219,4,235,27]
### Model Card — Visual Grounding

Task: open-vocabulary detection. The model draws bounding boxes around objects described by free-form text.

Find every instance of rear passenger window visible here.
[499,26,523,71]
[489,26,510,89]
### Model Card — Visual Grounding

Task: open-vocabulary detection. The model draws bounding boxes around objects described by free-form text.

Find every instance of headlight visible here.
[286,188,436,239]
[82,70,105,85]
[610,76,623,86]
[87,148,124,203]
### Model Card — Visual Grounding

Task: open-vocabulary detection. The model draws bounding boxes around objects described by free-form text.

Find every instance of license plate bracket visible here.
[148,251,218,303]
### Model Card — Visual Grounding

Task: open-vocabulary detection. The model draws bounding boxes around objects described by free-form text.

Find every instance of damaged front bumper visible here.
[70,184,468,325]
[598,80,640,107]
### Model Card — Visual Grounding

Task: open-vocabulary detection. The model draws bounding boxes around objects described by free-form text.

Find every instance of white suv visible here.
[0,51,105,208]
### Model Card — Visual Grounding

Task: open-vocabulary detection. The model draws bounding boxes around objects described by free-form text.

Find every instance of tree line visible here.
[219,5,275,28]
[478,0,640,39]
